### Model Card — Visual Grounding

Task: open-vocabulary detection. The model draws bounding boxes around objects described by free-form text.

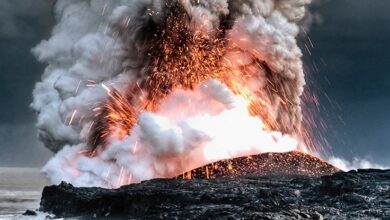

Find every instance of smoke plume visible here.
[328,156,390,171]
[32,0,312,187]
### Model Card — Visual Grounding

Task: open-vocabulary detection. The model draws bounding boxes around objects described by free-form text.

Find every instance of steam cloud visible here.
[328,157,390,171]
[32,0,312,187]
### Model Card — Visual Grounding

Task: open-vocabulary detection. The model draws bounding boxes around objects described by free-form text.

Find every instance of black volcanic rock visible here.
[22,210,37,216]
[39,154,390,219]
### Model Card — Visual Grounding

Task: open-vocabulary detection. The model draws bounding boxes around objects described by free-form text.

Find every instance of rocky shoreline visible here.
[39,153,390,219]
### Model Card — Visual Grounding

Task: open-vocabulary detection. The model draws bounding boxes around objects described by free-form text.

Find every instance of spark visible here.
[125,16,131,27]
[77,150,89,155]
[117,166,124,187]
[101,83,111,93]
[305,43,312,56]
[307,36,314,48]
[127,174,133,185]
[105,164,112,180]
[102,4,107,16]
[228,163,233,171]
[86,80,96,88]
[133,141,138,154]
[75,80,82,94]
[68,110,77,126]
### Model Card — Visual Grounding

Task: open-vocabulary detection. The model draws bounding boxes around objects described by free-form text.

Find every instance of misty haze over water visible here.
[0,168,48,216]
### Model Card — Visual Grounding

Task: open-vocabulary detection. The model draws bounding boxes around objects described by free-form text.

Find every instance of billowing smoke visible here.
[328,157,390,171]
[32,0,312,187]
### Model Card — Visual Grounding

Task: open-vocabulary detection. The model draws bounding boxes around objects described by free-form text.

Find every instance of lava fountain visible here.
[32,0,318,188]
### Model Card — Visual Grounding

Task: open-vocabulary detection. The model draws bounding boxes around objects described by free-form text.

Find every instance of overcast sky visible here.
[304,0,390,165]
[0,0,54,167]
[0,0,389,167]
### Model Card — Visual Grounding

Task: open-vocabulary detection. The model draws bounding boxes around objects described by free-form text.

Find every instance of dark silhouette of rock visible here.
[22,209,37,216]
[39,152,390,219]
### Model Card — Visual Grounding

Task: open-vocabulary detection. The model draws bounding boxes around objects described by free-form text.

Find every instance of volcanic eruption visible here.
[32,0,324,188]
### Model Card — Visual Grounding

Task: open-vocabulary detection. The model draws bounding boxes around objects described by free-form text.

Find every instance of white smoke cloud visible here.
[33,0,312,187]
[328,156,389,171]
[43,79,299,187]
[32,0,131,152]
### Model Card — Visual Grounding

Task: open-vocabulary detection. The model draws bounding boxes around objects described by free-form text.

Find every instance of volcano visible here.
[177,151,338,179]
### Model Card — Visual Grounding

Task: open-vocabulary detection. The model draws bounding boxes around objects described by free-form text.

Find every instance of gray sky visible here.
[0,0,54,167]
[304,0,390,165]
[0,0,389,167]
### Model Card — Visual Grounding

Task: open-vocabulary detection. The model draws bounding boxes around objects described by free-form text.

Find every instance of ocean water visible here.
[0,168,53,219]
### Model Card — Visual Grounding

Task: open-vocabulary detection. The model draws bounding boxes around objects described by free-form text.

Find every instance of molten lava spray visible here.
[32,0,313,188]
